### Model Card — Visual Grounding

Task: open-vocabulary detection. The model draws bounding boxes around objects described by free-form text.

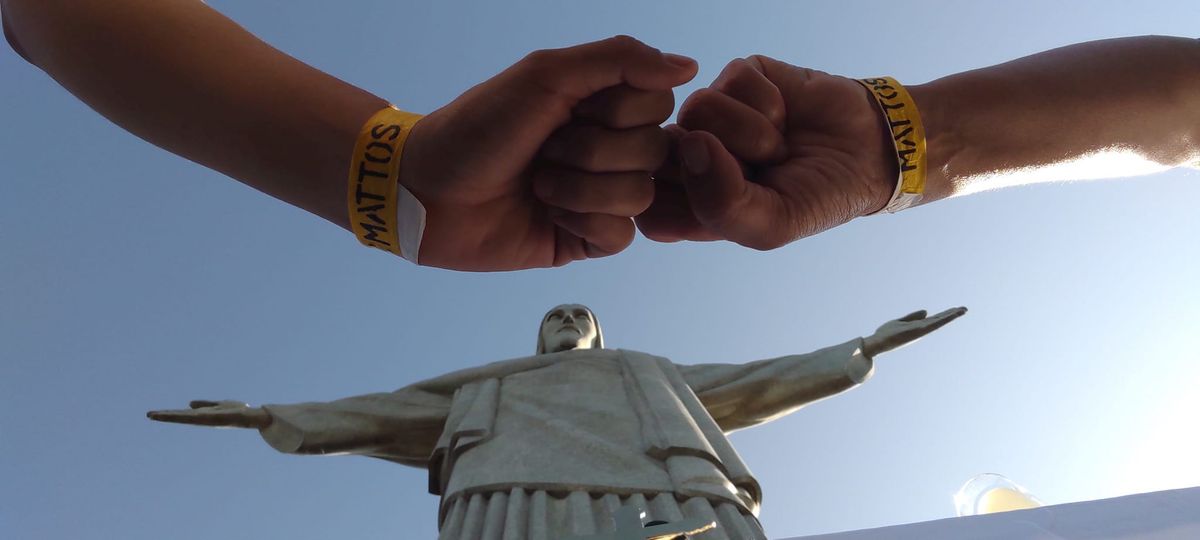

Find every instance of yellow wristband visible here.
[347,106,425,261]
[857,77,927,213]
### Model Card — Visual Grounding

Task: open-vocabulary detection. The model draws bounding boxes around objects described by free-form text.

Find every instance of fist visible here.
[638,55,898,250]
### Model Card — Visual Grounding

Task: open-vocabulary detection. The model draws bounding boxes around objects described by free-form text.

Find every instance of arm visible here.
[680,307,965,432]
[147,386,453,468]
[681,338,874,432]
[1,0,382,229]
[2,0,697,270]
[914,36,1200,201]
[638,36,1200,248]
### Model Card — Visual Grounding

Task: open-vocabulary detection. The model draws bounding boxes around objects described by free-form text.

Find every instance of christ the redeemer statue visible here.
[149,304,965,539]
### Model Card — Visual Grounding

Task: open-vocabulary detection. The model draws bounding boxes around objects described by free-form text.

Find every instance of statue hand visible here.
[147,400,271,429]
[862,307,967,358]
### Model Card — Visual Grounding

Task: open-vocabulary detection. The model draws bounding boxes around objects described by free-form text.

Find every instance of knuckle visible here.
[574,143,605,171]
[751,132,780,160]
[744,236,785,251]
[606,34,644,52]
[644,129,671,166]
[647,91,676,123]
[594,220,637,254]
[520,49,560,76]
[625,175,656,214]
[745,55,771,72]
[523,48,557,65]
[712,66,748,94]
[763,101,786,127]
[677,89,718,127]
[725,58,755,79]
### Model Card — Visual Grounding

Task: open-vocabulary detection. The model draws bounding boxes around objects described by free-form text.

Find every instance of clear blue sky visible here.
[1,1,1198,539]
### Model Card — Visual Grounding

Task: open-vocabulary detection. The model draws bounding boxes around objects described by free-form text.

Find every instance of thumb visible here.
[524,35,697,101]
[678,131,791,250]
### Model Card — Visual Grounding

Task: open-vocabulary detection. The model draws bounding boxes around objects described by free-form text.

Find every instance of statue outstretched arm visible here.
[680,307,966,432]
[148,386,454,468]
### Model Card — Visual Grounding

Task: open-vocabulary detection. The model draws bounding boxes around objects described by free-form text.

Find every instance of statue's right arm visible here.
[148,386,454,468]
[259,388,452,466]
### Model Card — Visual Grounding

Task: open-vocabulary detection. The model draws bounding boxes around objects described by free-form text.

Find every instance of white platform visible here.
[785,486,1200,540]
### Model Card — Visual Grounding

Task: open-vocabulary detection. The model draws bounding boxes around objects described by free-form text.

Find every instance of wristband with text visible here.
[857,77,927,214]
[347,106,426,263]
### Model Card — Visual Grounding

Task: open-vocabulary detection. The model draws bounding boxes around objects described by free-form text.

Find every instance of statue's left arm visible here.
[680,307,965,432]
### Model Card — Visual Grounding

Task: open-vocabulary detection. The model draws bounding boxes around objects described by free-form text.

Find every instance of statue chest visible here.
[443,353,676,496]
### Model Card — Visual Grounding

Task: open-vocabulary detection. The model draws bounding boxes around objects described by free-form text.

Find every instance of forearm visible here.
[2,0,389,228]
[691,339,872,431]
[909,36,1200,202]
[260,392,446,467]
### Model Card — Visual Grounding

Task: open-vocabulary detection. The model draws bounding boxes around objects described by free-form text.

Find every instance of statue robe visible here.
[258,340,874,539]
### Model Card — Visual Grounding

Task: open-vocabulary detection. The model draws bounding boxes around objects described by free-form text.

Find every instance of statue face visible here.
[540,304,598,353]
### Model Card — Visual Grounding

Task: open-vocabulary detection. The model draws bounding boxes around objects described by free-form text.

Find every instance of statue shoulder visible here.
[611,348,674,363]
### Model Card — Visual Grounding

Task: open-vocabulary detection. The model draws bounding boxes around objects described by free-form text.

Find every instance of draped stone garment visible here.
[438,490,767,540]
[258,341,873,539]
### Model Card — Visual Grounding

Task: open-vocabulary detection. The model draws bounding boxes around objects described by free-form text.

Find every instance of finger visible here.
[678,88,785,163]
[575,86,676,129]
[520,35,697,101]
[534,168,654,217]
[745,55,859,129]
[677,130,795,250]
[541,124,668,172]
[552,225,588,267]
[635,181,722,243]
[551,211,636,258]
[897,310,928,322]
[712,57,786,130]
[658,125,756,186]
[147,410,171,421]
[744,54,809,94]
[190,400,219,409]
[654,124,687,185]
[927,307,968,326]
[147,410,201,424]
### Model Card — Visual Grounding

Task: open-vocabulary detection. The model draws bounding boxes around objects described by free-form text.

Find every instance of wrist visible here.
[856,77,929,214]
[906,81,958,204]
[345,106,427,263]
[862,84,900,215]
[860,335,879,359]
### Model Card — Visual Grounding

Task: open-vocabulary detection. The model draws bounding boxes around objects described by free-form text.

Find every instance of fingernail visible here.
[664,53,696,68]
[680,136,709,175]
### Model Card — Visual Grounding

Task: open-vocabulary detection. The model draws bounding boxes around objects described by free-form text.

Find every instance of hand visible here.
[862,307,967,358]
[399,36,697,270]
[637,56,897,250]
[147,400,271,429]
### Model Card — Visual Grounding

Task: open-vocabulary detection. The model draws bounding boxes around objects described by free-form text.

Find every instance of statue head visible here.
[536,304,604,354]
